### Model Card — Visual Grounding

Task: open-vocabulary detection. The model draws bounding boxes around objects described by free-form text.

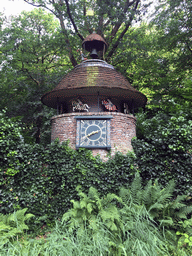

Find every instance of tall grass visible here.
[0,221,111,256]
[0,213,169,256]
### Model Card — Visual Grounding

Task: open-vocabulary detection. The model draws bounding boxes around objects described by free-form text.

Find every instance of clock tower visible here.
[41,32,147,160]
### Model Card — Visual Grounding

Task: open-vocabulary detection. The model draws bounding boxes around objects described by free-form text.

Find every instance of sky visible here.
[0,0,157,20]
[0,0,35,16]
[1,0,157,17]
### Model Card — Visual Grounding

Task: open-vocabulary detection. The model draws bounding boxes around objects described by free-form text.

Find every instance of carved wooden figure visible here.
[102,99,117,111]
[124,103,129,114]
[72,99,90,112]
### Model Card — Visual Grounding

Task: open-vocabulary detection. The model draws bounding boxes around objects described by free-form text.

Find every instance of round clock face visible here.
[79,119,107,147]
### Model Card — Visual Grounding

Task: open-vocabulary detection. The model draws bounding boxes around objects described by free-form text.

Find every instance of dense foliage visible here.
[0,208,34,245]
[23,0,151,66]
[0,111,191,230]
[1,175,192,255]
[0,9,69,144]
[0,110,137,228]
[133,109,192,195]
[1,2,191,143]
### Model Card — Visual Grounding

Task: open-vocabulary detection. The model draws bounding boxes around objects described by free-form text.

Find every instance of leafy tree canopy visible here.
[0,8,71,144]
[23,0,152,65]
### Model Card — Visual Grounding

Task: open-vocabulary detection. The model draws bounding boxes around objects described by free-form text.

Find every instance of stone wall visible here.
[51,112,136,160]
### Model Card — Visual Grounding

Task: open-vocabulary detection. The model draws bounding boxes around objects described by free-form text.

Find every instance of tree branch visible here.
[104,19,110,28]
[107,0,139,45]
[21,63,40,86]
[58,13,77,67]
[106,23,131,61]
[64,0,84,41]
[106,0,140,60]
[24,0,57,16]
[97,15,104,37]
[186,40,192,53]
[81,0,92,35]
[24,0,43,8]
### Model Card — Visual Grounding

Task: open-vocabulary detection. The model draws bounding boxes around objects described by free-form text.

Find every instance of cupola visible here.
[82,31,107,59]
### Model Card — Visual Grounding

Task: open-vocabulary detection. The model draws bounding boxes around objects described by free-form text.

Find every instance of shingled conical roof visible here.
[41,59,147,109]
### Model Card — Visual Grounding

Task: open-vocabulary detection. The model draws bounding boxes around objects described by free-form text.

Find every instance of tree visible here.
[110,19,192,115]
[148,0,192,110]
[0,8,70,144]
[23,0,152,66]
[153,0,192,70]
[1,1,191,144]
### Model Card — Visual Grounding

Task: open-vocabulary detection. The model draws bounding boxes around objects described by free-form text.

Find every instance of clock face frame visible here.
[75,116,112,149]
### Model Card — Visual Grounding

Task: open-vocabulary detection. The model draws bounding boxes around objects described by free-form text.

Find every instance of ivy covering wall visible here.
[0,111,136,226]
[0,110,191,228]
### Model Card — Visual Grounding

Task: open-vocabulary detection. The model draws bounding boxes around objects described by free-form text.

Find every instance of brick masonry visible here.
[51,112,136,161]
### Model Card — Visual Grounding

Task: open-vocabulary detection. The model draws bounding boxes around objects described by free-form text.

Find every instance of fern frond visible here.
[155,191,172,205]
[142,179,153,206]
[0,222,11,234]
[88,187,99,199]
[99,205,120,221]
[183,205,192,216]
[164,180,175,195]
[148,202,164,217]
[119,187,131,204]
[130,173,142,204]
[150,190,160,205]
[87,203,93,214]
[80,200,87,209]
[0,209,34,246]
[175,205,192,220]
[71,200,80,209]
[78,190,88,201]
[102,193,122,207]
[171,201,186,210]
[159,217,174,227]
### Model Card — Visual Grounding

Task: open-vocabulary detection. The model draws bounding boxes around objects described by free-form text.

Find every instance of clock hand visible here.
[82,130,100,140]
[87,130,100,137]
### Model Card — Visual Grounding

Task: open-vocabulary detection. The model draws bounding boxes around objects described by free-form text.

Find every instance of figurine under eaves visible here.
[102,99,117,112]
[72,99,90,112]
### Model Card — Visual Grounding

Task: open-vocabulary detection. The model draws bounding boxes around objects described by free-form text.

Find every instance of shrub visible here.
[132,111,192,195]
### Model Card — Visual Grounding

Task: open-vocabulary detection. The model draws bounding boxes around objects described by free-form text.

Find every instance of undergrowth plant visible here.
[0,208,34,246]
[1,110,192,232]
[0,221,112,256]
[62,185,123,233]
[1,175,192,255]
[120,174,192,224]
[133,112,192,195]
[62,180,170,255]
